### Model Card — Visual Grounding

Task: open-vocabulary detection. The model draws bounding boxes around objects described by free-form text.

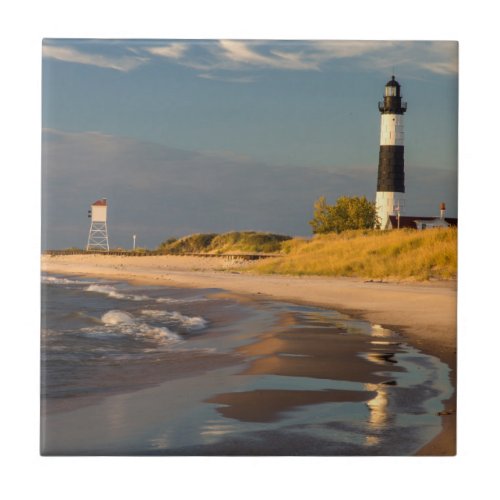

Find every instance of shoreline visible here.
[41,254,456,455]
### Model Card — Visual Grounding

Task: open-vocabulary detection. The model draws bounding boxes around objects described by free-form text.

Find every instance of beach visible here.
[41,254,457,455]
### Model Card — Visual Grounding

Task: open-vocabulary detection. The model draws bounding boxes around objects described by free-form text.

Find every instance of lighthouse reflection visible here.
[363,329,398,445]
[363,382,391,446]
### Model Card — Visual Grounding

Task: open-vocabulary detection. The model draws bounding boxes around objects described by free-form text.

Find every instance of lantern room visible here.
[384,76,401,97]
[378,75,407,114]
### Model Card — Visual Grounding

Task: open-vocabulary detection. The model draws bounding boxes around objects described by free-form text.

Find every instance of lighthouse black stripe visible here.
[377,145,405,192]
[378,96,406,115]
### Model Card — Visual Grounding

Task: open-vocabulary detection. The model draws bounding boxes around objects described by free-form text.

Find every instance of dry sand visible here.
[41,253,457,455]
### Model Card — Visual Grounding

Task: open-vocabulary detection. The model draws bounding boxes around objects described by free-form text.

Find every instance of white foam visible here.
[168,311,208,330]
[141,309,166,318]
[86,284,150,302]
[135,324,180,342]
[41,328,62,338]
[42,276,81,285]
[141,309,208,331]
[87,284,123,298]
[88,309,181,344]
[156,296,206,304]
[101,310,135,325]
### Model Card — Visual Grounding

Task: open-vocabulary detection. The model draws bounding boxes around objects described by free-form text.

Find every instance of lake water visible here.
[41,273,453,455]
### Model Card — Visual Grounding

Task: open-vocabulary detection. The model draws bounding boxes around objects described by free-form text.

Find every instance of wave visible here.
[85,284,150,302]
[141,309,208,331]
[63,311,102,324]
[85,283,206,306]
[42,276,84,285]
[81,309,181,344]
[102,310,135,325]
[155,296,207,304]
[41,328,63,338]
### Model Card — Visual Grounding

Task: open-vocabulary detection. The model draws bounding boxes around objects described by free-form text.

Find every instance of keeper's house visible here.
[387,203,457,230]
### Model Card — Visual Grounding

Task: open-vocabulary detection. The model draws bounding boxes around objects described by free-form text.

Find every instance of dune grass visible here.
[158,231,291,255]
[251,228,457,281]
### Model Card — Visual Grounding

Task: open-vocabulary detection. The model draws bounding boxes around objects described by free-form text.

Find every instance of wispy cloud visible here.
[418,42,458,75]
[308,40,401,59]
[197,72,256,83]
[216,40,319,70]
[305,40,458,76]
[175,40,458,78]
[176,40,321,73]
[345,41,458,76]
[42,40,458,78]
[144,43,188,59]
[42,44,148,72]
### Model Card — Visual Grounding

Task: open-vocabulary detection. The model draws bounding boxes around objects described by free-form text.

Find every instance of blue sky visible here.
[42,39,458,249]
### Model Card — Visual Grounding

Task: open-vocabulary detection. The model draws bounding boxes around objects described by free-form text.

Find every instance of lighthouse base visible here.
[376,191,405,230]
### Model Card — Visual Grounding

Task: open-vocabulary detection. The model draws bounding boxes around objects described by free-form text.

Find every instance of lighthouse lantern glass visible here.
[385,86,396,97]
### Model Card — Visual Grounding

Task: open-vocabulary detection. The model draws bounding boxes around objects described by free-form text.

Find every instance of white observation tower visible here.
[86,198,110,251]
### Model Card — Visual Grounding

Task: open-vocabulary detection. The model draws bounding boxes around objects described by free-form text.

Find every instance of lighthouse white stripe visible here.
[380,114,404,146]
[375,191,405,229]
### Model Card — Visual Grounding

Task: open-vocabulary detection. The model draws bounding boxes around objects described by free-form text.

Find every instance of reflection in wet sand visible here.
[200,420,237,445]
[365,351,398,366]
[238,323,405,384]
[149,432,170,450]
[202,308,407,445]
[207,389,376,422]
[364,383,391,446]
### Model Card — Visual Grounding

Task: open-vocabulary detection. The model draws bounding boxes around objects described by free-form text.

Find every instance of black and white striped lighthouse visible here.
[376,76,407,229]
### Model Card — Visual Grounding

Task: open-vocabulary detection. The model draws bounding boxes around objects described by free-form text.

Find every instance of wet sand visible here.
[206,314,400,425]
[41,254,457,455]
[207,389,377,423]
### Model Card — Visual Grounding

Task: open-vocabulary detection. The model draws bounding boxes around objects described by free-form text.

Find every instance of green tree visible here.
[309,195,379,234]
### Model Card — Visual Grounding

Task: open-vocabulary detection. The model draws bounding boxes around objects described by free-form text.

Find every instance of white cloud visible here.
[308,40,401,59]
[173,40,458,78]
[307,41,458,76]
[197,72,256,83]
[419,61,457,75]
[144,43,188,59]
[418,41,458,75]
[42,40,458,79]
[174,41,321,73]
[217,40,319,70]
[42,44,147,72]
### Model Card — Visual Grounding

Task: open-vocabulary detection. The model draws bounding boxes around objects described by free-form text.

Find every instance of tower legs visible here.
[86,221,109,251]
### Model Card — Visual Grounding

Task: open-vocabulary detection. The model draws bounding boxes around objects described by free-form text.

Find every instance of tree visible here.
[309,195,379,234]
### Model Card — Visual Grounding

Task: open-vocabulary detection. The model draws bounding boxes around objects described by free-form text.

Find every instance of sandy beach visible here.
[41,253,457,455]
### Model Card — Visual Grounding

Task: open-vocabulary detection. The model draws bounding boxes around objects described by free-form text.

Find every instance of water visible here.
[41,273,453,455]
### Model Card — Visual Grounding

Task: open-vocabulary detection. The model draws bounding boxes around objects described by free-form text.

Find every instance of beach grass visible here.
[251,228,457,281]
[158,231,291,255]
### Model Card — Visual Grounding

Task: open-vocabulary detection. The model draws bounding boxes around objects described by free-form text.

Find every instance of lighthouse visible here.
[376,76,407,229]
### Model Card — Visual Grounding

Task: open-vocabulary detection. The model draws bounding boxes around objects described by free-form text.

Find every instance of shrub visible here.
[310,195,379,233]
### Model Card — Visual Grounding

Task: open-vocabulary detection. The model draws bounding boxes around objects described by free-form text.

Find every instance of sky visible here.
[42,39,458,249]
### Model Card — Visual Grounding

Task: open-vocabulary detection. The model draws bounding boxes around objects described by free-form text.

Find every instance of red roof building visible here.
[388,215,457,230]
